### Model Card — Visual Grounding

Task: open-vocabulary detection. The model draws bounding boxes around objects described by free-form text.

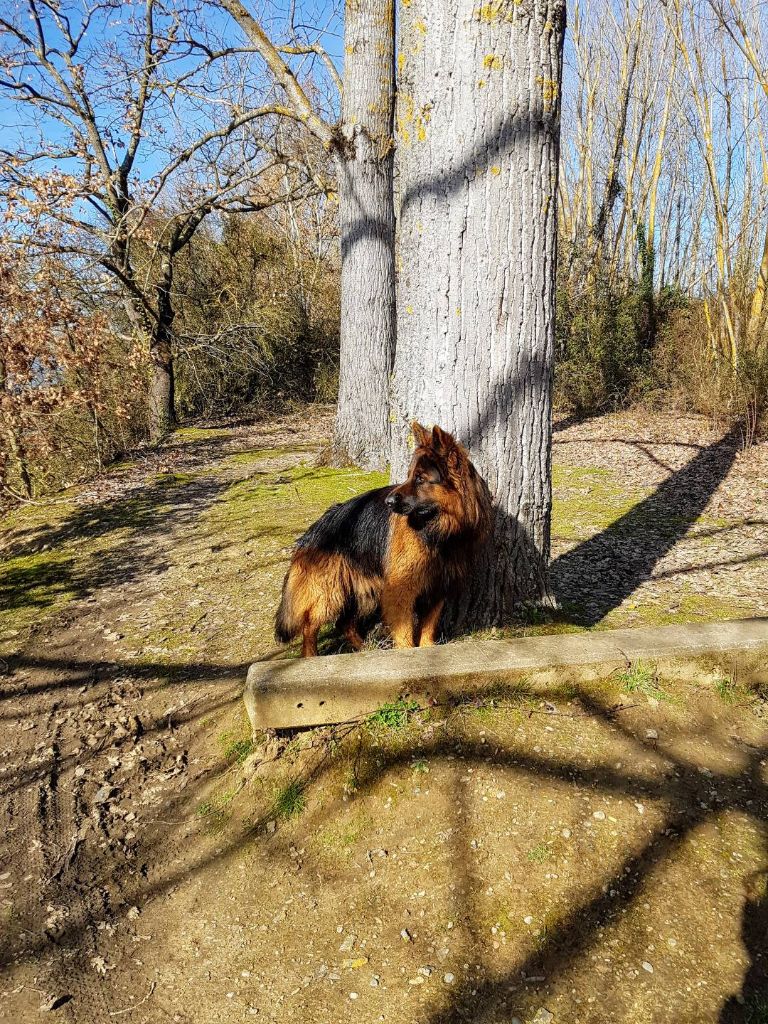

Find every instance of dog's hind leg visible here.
[341,620,365,651]
[301,619,320,657]
[417,599,444,647]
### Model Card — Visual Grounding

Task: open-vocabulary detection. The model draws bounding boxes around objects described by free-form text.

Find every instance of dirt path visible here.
[0,408,766,1023]
[0,409,335,1021]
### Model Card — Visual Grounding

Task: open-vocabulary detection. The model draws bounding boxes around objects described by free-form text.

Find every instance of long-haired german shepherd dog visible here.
[275,423,492,656]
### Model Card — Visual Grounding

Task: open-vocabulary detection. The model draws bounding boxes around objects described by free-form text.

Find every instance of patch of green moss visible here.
[210,464,387,531]
[0,490,175,651]
[315,812,373,856]
[197,785,239,834]
[219,708,255,764]
[222,444,319,467]
[367,698,422,732]
[173,426,231,443]
[121,461,388,667]
[0,550,77,646]
[606,591,755,631]
[552,463,649,542]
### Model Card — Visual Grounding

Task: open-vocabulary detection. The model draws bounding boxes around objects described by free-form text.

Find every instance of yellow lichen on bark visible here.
[483,54,503,70]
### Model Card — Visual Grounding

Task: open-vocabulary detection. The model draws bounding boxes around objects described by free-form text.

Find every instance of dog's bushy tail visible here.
[274,566,302,643]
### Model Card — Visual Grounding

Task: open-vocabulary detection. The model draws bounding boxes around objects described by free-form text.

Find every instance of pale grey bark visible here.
[331,0,396,470]
[391,0,566,624]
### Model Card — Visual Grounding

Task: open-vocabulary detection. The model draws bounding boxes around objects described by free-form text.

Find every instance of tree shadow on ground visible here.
[2,653,764,1022]
[0,474,234,616]
[550,426,743,625]
[719,868,768,1023]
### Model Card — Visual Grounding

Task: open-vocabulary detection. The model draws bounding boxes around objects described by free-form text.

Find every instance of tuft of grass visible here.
[218,714,256,765]
[223,737,255,764]
[618,661,674,703]
[618,661,655,692]
[273,780,305,820]
[714,675,739,704]
[527,843,552,864]
[411,758,429,774]
[197,786,238,834]
[366,698,421,732]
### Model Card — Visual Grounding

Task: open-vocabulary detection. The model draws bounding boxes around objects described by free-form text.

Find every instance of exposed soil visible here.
[0,407,766,1023]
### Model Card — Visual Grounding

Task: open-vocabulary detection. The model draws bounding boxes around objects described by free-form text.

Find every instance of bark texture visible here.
[331,0,396,470]
[391,0,566,625]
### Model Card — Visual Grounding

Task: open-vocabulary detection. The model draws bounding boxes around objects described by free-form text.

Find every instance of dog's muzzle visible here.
[385,491,413,514]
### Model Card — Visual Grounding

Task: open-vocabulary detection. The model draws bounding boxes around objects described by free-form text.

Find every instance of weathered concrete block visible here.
[243,618,768,733]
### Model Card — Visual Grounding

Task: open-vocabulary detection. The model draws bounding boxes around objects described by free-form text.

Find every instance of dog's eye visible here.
[415,475,424,484]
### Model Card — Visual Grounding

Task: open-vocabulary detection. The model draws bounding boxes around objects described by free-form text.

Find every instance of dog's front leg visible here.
[417,599,445,646]
[381,582,416,648]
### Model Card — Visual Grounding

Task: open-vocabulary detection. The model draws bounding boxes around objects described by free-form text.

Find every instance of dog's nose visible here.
[385,492,400,509]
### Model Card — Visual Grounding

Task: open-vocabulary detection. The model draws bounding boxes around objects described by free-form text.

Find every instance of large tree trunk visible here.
[331,0,396,470]
[391,0,566,627]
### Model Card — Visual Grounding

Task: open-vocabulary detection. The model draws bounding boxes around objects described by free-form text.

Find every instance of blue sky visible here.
[0,0,344,185]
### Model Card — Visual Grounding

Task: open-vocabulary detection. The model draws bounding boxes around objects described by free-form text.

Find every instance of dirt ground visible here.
[0,407,766,1023]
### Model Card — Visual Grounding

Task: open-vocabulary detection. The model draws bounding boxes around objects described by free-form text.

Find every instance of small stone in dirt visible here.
[349,992,358,1000]
[93,785,116,804]
[524,916,533,925]
[418,966,432,977]
[74,767,86,779]
[561,829,571,839]
[443,973,455,985]
[593,811,606,821]
[339,933,356,953]
[635,803,645,814]
[370,976,380,987]
[642,961,654,973]
[646,729,659,740]
[408,976,425,986]
[90,955,114,975]
[400,928,413,942]
[127,906,140,920]
[265,820,276,835]
[531,1009,554,1024]
[342,958,368,970]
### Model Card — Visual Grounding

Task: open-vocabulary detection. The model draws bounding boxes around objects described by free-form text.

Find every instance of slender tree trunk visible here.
[149,250,176,441]
[331,0,396,470]
[4,426,33,498]
[149,333,175,441]
[391,0,566,626]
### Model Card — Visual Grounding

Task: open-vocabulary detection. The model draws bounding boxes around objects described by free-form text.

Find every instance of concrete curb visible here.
[244,618,768,733]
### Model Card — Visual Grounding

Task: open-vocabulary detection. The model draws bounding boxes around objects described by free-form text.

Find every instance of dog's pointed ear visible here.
[431,425,455,451]
[411,421,431,447]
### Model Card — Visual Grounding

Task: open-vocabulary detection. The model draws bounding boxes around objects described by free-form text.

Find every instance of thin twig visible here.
[108,981,156,1016]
